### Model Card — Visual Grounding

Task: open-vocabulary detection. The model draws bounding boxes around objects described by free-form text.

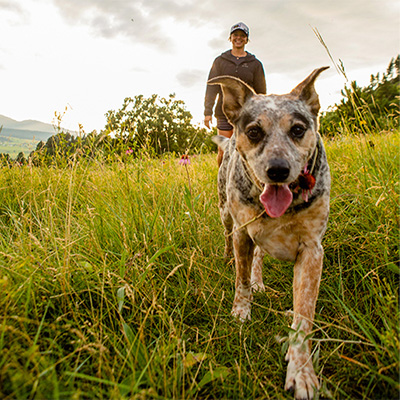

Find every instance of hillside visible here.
[0,114,68,157]
[0,126,52,141]
[0,114,55,138]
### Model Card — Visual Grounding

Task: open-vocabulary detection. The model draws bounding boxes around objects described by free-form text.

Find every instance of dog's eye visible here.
[290,125,306,139]
[246,127,263,142]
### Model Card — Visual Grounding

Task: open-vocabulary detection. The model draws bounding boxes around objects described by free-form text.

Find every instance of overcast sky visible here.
[1,0,398,132]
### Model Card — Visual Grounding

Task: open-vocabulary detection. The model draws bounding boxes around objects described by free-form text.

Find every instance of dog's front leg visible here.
[285,242,323,400]
[220,203,234,260]
[231,229,254,321]
[251,246,266,292]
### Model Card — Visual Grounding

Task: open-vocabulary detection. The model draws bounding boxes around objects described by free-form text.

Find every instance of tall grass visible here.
[0,128,398,399]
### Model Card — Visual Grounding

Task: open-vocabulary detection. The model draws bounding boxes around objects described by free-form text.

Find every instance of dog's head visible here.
[208,67,329,217]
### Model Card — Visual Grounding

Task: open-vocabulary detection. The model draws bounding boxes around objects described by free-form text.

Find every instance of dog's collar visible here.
[241,156,264,191]
[307,132,321,176]
[239,133,321,198]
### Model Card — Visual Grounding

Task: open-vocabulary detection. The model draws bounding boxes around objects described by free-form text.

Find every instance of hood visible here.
[220,50,256,64]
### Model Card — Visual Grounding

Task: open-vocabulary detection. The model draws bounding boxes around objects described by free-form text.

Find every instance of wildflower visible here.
[126,148,134,155]
[298,168,316,202]
[290,166,316,203]
[179,154,192,193]
[179,154,190,165]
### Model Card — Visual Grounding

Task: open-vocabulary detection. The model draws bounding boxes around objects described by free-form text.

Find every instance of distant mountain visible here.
[0,115,79,157]
[0,127,53,141]
[0,114,56,141]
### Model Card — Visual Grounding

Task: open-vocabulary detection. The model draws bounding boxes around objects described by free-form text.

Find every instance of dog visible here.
[209,67,330,400]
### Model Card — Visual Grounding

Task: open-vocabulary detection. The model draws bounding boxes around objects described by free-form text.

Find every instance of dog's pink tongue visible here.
[260,184,293,218]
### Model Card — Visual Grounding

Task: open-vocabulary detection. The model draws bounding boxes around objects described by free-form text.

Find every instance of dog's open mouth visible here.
[260,184,293,218]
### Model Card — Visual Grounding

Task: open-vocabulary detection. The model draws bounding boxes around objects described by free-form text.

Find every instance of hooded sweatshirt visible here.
[204,50,266,119]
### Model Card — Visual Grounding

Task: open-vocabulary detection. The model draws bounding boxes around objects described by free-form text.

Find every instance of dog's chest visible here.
[248,215,302,261]
[228,189,329,262]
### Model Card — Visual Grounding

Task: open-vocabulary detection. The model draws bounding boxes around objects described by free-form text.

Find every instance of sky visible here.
[1,0,398,133]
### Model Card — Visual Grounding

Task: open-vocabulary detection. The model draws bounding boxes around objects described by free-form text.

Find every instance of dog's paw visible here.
[231,303,251,322]
[285,355,319,400]
[251,280,265,293]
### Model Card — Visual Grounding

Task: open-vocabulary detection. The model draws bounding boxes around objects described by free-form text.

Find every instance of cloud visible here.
[0,0,27,24]
[208,37,228,52]
[202,1,398,67]
[48,0,398,74]
[253,0,399,72]
[51,0,173,49]
[49,0,220,51]
[176,70,204,87]
[0,0,23,13]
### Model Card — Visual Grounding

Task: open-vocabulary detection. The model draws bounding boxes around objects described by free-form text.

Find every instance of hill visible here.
[0,114,55,138]
[0,127,53,141]
[0,114,69,157]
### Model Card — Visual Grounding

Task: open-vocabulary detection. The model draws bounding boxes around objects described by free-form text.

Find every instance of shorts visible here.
[216,116,233,131]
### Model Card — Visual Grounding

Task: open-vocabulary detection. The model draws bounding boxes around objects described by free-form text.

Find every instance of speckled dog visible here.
[210,67,330,400]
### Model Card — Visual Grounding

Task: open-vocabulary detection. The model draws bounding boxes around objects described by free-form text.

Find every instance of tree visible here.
[0,153,11,167]
[320,56,399,137]
[27,94,216,165]
[15,151,27,165]
[104,93,213,156]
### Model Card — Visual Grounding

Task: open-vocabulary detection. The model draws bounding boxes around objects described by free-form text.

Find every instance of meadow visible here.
[0,136,38,159]
[0,130,398,399]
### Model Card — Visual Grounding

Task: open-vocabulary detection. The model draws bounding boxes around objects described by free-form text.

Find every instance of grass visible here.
[0,130,398,399]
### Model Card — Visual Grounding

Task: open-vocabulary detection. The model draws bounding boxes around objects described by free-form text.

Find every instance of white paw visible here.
[231,304,251,322]
[251,280,265,293]
[285,358,319,400]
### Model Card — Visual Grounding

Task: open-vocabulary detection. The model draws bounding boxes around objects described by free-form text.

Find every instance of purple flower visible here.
[126,148,134,155]
[179,154,190,165]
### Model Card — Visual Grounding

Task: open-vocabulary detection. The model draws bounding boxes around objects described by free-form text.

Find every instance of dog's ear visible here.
[208,76,255,124]
[212,135,230,151]
[290,67,329,116]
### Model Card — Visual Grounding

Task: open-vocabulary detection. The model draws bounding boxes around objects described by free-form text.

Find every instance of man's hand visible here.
[204,115,212,129]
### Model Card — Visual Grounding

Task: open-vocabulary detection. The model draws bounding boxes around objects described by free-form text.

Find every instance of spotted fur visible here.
[210,67,330,400]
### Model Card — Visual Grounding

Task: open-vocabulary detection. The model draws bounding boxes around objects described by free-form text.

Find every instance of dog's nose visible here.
[267,159,290,182]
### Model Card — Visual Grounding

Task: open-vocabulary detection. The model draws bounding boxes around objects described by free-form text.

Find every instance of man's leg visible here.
[217,129,233,166]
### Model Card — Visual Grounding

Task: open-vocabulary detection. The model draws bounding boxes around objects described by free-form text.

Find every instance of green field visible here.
[0,136,39,159]
[0,131,398,399]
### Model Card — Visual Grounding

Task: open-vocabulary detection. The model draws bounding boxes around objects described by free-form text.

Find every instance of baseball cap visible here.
[230,22,249,37]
